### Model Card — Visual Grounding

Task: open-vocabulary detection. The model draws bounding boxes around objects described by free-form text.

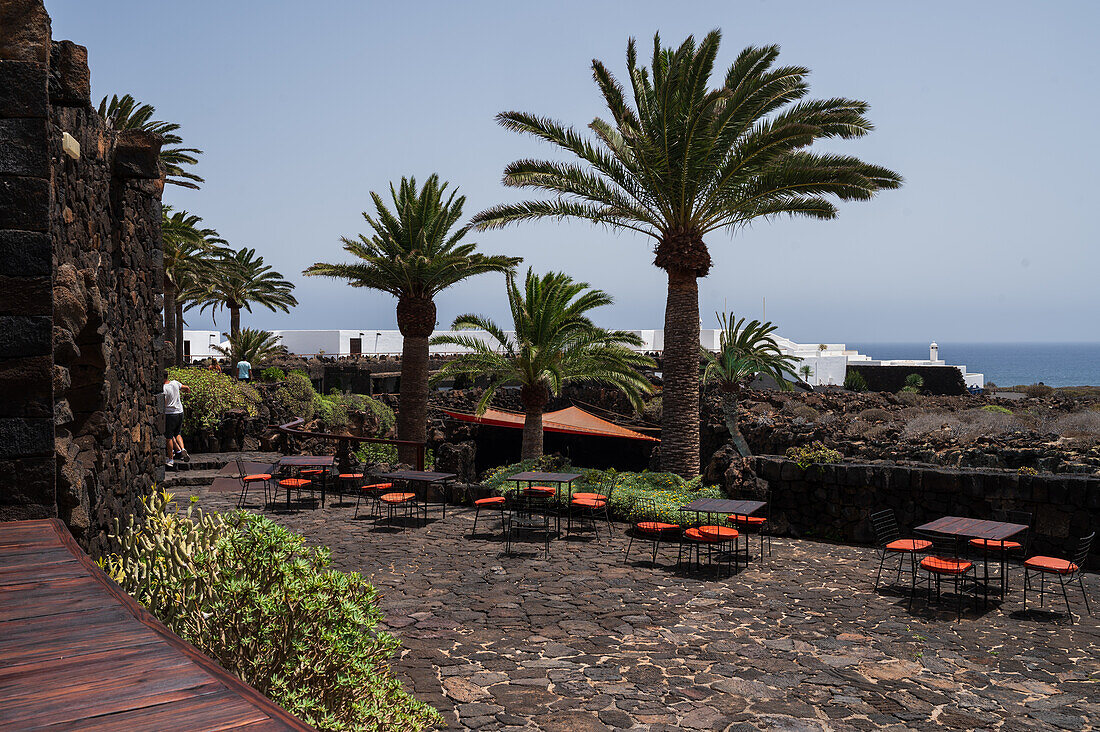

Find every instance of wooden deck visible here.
[0,519,313,731]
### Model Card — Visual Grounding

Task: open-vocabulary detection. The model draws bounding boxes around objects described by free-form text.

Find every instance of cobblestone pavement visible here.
[182,483,1100,731]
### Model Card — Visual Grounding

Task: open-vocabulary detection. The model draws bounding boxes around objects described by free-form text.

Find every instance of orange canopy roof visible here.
[441,405,659,442]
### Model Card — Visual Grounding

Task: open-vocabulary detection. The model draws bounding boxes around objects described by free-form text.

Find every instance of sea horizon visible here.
[849,342,1100,388]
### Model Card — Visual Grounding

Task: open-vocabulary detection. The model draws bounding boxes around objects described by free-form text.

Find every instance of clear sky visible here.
[49,1,1099,344]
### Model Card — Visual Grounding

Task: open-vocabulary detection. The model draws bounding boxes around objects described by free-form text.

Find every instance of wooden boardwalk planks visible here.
[0,519,313,731]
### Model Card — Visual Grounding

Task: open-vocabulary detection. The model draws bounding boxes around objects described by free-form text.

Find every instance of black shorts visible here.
[165,412,183,439]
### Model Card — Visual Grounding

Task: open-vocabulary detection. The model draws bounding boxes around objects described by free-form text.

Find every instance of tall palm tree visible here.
[431,269,655,460]
[703,313,798,458]
[161,207,227,365]
[97,94,203,189]
[195,248,297,337]
[304,175,521,463]
[471,33,902,477]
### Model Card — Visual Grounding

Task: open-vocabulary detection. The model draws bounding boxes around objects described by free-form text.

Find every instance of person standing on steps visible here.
[237,357,252,383]
[163,370,191,468]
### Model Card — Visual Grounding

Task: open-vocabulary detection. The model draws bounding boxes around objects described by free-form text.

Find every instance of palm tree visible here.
[161,207,228,365]
[213,328,286,365]
[703,313,798,458]
[471,33,901,477]
[304,175,521,462]
[195,248,297,337]
[97,94,203,189]
[431,269,655,460]
[798,364,813,383]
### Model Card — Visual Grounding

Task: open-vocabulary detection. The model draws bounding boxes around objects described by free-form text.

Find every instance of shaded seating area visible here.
[0,519,311,731]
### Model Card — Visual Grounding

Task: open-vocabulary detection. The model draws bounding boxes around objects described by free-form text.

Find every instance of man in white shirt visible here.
[163,370,192,468]
[237,359,252,382]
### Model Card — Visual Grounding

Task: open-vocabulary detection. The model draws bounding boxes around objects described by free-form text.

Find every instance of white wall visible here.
[181,330,223,360]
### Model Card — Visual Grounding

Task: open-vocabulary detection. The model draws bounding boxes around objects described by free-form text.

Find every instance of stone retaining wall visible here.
[0,0,163,554]
[751,456,1099,566]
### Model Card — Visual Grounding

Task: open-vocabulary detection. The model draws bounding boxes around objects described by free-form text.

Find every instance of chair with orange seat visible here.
[1023,532,1093,623]
[300,466,331,508]
[472,495,507,536]
[916,535,975,620]
[275,465,312,510]
[568,484,614,539]
[378,488,420,530]
[968,509,1031,600]
[625,498,680,564]
[677,510,741,577]
[870,509,931,595]
[234,458,274,509]
[353,480,393,519]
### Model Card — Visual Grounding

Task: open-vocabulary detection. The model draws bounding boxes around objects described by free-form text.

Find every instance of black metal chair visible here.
[728,489,772,564]
[969,509,1031,601]
[234,458,273,509]
[275,465,312,510]
[568,484,614,540]
[472,495,507,536]
[625,497,681,564]
[916,534,976,621]
[1023,532,1094,624]
[505,490,553,556]
[353,478,393,519]
[870,509,931,598]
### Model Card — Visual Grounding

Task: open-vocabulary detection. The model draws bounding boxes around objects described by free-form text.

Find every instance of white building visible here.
[183,329,982,388]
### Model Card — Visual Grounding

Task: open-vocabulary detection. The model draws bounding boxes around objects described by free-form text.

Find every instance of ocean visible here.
[848,343,1100,388]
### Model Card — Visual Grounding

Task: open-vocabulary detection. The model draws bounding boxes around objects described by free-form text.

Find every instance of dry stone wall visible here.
[0,0,164,554]
[751,456,1100,567]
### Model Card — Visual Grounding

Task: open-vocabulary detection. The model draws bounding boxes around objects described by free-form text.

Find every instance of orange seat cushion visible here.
[920,556,972,575]
[572,497,607,509]
[683,527,724,543]
[698,525,739,542]
[1024,556,1079,574]
[969,538,1022,551]
[338,473,364,479]
[572,492,607,501]
[886,539,932,553]
[637,521,679,534]
[380,492,416,504]
[525,485,556,495]
[278,478,310,488]
[301,469,325,475]
[475,496,506,506]
[244,473,271,482]
[728,515,766,527]
[362,483,393,492]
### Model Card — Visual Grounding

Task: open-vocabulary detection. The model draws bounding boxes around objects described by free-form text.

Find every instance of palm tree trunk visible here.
[230,307,241,338]
[164,280,177,367]
[395,296,436,465]
[175,302,185,365]
[520,384,549,460]
[660,268,701,478]
[722,393,752,458]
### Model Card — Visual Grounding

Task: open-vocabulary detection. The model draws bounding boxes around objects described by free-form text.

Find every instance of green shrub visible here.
[260,366,285,382]
[169,367,261,434]
[785,441,843,470]
[102,491,441,731]
[896,390,923,406]
[788,403,819,422]
[843,370,868,392]
[857,408,891,423]
[354,442,434,469]
[1024,383,1055,398]
[273,371,318,420]
[272,373,394,436]
[481,459,722,525]
[904,373,924,390]
[981,404,1013,415]
[1017,466,1038,476]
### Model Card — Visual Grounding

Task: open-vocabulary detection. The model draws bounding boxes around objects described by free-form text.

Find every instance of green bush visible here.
[102,491,441,731]
[785,441,843,470]
[273,371,318,421]
[481,459,722,526]
[843,370,868,392]
[788,404,820,422]
[981,404,1013,415]
[260,366,285,382]
[896,390,923,406]
[169,367,261,434]
[272,373,395,436]
[354,442,434,469]
[1017,466,1038,476]
[1023,383,1055,398]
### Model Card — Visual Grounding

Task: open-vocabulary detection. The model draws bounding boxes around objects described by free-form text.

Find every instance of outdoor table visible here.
[276,455,335,509]
[378,470,459,521]
[913,515,1029,607]
[679,498,767,570]
[505,471,584,534]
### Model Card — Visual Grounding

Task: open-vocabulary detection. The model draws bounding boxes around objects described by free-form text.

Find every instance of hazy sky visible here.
[49,1,1099,344]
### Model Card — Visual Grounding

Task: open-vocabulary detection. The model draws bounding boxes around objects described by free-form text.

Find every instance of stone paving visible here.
[181,479,1100,731]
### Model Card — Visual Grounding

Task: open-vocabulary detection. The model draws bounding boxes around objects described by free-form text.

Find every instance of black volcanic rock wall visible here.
[846,364,968,395]
[752,457,1100,567]
[0,0,164,554]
